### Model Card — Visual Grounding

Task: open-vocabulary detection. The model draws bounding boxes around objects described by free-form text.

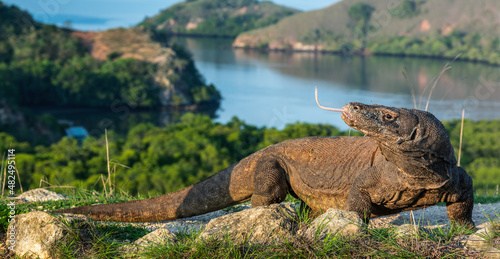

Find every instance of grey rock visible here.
[463,233,489,250]
[6,211,89,259]
[300,208,364,243]
[17,188,68,203]
[462,221,500,250]
[485,247,500,258]
[480,222,500,239]
[135,228,178,246]
[198,203,299,245]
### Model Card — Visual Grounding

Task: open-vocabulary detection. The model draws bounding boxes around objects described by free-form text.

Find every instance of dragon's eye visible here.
[383,113,395,121]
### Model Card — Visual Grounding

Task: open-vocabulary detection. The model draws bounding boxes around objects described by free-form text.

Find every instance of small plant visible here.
[421,222,475,243]
[48,215,95,258]
[0,203,9,232]
[288,195,315,228]
[474,207,500,248]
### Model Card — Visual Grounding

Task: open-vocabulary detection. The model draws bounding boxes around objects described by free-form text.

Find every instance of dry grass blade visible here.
[1,152,5,196]
[424,65,452,111]
[458,108,465,167]
[402,66,417,109]
[113,163,117,191]
[39,178,75,189]
[424,53,462,111]
[110,161,131,169]
[106,128,112,195]
[101,174,108,197]
[14,166,23,193]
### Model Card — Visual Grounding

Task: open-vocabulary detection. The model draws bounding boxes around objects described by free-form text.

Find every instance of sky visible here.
[3,0,340,31]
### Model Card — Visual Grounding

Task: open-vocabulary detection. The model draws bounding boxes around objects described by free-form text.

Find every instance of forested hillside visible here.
[0,2,220,108]
[139,0,300,37]
[234,0,500,64]
[0,2,221,145]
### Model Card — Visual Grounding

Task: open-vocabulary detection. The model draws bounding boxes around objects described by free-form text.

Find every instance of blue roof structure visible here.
[65,126,89,140]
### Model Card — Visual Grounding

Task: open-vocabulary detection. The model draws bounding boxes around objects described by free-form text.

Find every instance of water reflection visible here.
[171,36,500,130]
[233,48,500,102]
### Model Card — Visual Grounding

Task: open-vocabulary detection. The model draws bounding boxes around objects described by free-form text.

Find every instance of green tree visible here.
[348,3,375,49]
[392,0,419,18]
[0,41,13,63]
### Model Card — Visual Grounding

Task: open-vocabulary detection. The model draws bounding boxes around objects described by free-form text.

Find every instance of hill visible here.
[0,1,221,109]
[0,1,221,145]
[234,0,500,64]
[139,0,300,37]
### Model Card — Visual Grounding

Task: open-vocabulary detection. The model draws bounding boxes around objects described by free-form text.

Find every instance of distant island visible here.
[139,0,300,38]
[233,0,500,65]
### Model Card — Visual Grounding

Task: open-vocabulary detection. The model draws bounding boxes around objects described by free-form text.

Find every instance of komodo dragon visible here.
[55,101,474,227]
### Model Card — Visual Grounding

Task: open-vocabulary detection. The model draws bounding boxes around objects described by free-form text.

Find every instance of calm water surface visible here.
[43,37,500,134]
[172,37,500,130]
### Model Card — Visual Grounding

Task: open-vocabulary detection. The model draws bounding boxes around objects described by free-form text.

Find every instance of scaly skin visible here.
[54,102,474,227]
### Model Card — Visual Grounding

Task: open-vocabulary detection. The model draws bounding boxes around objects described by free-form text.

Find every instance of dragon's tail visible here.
[53,163,253,222]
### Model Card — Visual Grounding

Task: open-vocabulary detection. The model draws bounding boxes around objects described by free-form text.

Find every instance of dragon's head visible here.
[341,102,456,164]
[314,89,456,165]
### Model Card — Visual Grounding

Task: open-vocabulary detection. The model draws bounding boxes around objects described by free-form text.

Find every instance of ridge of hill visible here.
[139,0,300,37]
[234,0,500,64]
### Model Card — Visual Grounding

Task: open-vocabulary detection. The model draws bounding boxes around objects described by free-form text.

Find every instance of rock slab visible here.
[198,203,299,245]
[7,211,89,259]
[300,208,364,242]
[135,228,178,246]
[17,188,68,203]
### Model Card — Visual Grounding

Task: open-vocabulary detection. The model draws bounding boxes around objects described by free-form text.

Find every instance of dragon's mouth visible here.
[341,110,356,123]
[341,111,358,129]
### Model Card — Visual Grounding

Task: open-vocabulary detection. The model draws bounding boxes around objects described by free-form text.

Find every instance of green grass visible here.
[2,190,500,258]
[475,195,500,204]
[50,216,126,258]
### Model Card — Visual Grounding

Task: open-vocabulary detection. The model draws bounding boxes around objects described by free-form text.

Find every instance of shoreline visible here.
[169,33,499,66]
[231,45,500,67]
[167,32,237,39]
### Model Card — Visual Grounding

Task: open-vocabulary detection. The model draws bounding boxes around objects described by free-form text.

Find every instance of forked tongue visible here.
[315,88,356,121]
